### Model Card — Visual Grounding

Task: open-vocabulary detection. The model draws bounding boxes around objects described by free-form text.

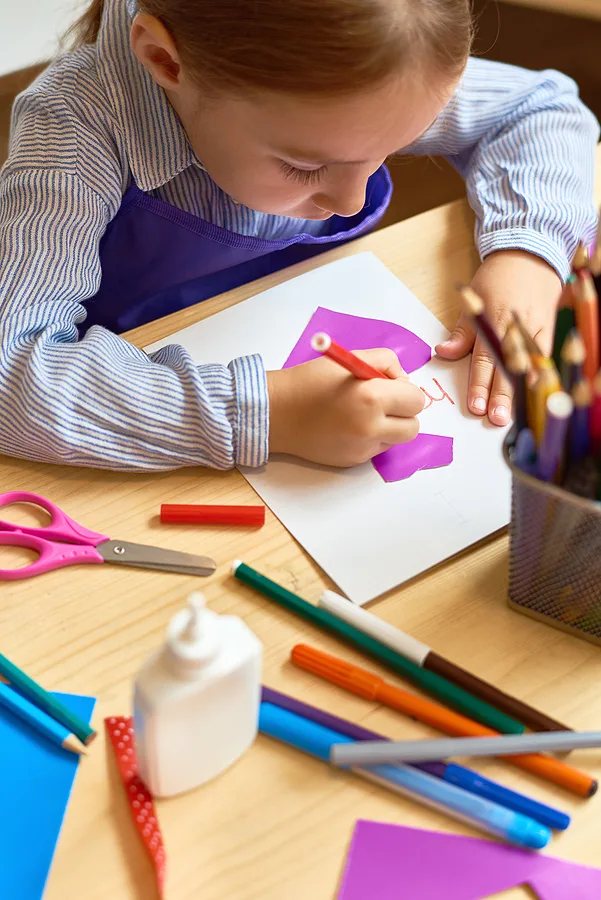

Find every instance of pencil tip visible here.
[588,780,598,798]
[63,734,88,755]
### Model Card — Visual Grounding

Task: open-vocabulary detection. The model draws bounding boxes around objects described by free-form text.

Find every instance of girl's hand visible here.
[436,250,562,425]
[266,349,425,466]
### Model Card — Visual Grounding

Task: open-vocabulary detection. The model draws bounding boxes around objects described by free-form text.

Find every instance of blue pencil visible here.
[0,682,86,755]
[260,702,551,849]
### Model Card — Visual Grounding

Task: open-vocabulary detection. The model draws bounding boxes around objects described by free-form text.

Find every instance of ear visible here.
[130,13,183,91]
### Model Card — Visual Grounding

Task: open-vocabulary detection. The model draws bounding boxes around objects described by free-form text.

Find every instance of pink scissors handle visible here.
[0,532,105,581]
[0,492,108,545]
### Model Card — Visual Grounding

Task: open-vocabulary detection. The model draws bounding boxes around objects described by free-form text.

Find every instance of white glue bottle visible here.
[134,592,262,798]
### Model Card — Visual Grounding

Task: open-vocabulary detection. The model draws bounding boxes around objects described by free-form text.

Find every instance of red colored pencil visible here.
[161,504,265,526]
[311,333,389,380]
[591,370,601,454]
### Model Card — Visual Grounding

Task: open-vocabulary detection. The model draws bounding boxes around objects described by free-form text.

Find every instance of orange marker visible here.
[575,271,600,382]
[291,644,597,798]
[311,333,389,380]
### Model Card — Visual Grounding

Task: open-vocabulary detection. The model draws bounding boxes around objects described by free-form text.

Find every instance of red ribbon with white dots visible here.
[105,716,166,897]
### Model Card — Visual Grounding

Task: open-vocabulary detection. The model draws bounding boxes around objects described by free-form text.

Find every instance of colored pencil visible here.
[331,730,601,767]
[504,337,529,432]
[528,366,562,445]
[572,243,590,272]
[0,651,96,745]
[591,369,601,453]
[457,285,506,370]
[259,703,551,850]
[560,329,586,393]
[260,686,570,831]
[513,428,537,475]
[0,682,87,755]
[231,561,524,734]
[574,270,600,381]
[291,643,596,798]
[310,332,388,380]
[537,392,573,483]
[510,313,545,369]
[570,378,592,463]
[319,589,568,733]
[591,222,601,277]
[160,504,265,526]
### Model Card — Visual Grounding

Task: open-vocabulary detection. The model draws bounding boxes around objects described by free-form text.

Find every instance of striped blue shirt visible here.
[0,0,598,472]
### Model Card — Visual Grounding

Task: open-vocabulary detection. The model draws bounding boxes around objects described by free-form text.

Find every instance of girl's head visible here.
[74,0,472,219]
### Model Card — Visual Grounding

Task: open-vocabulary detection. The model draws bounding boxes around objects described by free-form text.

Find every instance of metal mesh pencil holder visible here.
[504,436,601,645]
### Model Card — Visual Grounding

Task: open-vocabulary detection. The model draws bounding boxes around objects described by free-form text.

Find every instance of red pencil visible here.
[311,333,389,380]
[591,370,601,454]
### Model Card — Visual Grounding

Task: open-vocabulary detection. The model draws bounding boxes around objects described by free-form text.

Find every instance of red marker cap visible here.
[160,504,265,527]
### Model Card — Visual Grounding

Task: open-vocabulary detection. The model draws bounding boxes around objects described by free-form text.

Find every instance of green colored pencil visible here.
[0,651,96,745]
[232,561,525,735]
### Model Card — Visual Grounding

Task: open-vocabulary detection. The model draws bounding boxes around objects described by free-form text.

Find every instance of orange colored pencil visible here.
[311,333,389,380]
[291,644,596,798]
[574,271,600,382]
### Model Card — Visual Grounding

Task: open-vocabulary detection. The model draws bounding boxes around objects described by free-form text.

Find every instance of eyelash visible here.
[280,162,327,185]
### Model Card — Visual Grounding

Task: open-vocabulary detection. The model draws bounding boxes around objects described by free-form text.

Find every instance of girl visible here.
[0,0,598,471]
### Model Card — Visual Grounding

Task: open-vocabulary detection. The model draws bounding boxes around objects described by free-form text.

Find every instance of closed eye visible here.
[280,162,327,185]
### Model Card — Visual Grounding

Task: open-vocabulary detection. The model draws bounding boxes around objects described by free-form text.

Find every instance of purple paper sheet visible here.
[373,434,454,481]
[283,308,452,482]
[283,307,432,374]
[338,821,601,900]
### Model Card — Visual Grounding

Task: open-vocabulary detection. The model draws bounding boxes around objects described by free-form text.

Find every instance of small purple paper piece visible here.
[284,307,453,483]
[373,434,454,482]
[337,821,601,900]
[283,307,432,374]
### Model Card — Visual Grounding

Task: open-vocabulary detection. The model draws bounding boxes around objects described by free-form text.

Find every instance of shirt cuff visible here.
[229,353,269,467]
[478,228,572,284]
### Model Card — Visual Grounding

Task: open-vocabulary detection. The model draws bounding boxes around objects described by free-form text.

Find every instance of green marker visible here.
[232,561,525,735]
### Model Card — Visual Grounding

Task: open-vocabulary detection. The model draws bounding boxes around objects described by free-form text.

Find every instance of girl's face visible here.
[131,14,460,220]
[174,73,458,220]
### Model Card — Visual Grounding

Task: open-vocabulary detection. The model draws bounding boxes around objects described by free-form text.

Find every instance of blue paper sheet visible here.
[0,690,96,900]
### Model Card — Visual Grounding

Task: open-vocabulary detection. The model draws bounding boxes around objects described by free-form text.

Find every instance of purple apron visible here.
[84,166,392,334]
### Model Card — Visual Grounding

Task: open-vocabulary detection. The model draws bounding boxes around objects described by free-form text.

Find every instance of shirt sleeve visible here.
[406,57,600,282]
[0,108,268,471]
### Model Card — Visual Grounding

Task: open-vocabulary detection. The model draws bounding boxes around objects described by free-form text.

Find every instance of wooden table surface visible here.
[2,148,601,900]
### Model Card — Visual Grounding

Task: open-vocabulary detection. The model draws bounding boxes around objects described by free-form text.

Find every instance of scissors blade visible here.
[97,540,216,576]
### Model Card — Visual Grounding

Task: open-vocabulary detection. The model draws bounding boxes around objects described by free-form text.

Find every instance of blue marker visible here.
[429,762,569,832]
[259,703,551,851]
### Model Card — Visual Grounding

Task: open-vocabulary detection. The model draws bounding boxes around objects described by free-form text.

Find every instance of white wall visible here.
[0,0,84,78]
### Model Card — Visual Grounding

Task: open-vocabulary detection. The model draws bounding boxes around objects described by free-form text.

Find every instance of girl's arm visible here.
[0,96,267,472]
[407,57,599,281]
[405,57,599,425]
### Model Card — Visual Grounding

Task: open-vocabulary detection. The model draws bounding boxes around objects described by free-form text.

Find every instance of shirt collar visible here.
[97,0,196,191]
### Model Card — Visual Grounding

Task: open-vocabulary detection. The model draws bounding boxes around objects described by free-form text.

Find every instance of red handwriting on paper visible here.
[420,378,455,411]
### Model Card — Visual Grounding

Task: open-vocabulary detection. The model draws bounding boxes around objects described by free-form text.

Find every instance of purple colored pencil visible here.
[537,392,573,482]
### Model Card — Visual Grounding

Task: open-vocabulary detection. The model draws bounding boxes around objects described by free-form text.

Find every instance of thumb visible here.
[354,348,406,379]
[436,313,476,360]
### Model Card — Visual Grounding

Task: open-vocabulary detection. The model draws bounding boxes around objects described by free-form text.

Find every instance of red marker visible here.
[311,332,389,380]
[160,504,265,527]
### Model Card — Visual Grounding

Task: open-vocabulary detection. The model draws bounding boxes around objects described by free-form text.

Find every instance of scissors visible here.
[0,492,217,582]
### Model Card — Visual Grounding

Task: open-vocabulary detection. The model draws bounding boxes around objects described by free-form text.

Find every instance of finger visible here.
[488,365,514,427]
[378,415,420,446]
[355,348,406,379]
[374,380,426,417]
[468,333,496,416]
[435,313,476,360]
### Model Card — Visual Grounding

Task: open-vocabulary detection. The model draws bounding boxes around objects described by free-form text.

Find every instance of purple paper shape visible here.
[283,308,453,482]
[283,307,432,374]
[337,821,601,900]
[373,434,454,482]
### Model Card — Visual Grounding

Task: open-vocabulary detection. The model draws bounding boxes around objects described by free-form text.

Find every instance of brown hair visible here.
[69,0,472,94]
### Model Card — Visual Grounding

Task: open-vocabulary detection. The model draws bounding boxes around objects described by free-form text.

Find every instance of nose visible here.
[312,172,368,218]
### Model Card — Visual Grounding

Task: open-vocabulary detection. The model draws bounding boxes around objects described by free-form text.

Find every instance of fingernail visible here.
[438,339,452,348]
[493,405,510,423]
[472,397,486,412]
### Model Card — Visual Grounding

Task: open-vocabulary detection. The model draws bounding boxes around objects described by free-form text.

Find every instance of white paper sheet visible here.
[146,253,510,604]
